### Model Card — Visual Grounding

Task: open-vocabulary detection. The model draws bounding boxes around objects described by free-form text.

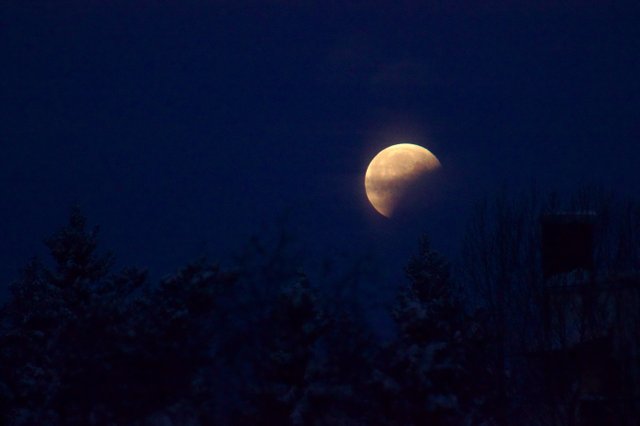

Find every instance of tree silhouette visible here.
[11,193,637,424]
[461,188,640,425]
[244,273,327,425]
[0,209,237,425]
[368,237,499,426]
[0,208,145,424]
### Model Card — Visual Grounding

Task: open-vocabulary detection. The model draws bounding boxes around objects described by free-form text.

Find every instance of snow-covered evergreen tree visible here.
[370,236,498,426]
[138,259,237,424]
[0,208,146,424]
[0,209,237,425]
[246,273,328,425]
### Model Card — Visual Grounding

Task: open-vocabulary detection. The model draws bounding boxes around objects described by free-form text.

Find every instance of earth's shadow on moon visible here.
[389,167,446,220]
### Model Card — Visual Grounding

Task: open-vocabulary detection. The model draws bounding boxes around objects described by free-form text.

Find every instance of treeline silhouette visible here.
[1,188,639,425]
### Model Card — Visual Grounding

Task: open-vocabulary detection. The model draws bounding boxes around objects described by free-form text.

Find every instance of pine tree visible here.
[247,273,328,425]
[396,237,463,425]
[2,210,109,422]
[371,236,498,426]
[138,259,236,424]
[0,209,241,425]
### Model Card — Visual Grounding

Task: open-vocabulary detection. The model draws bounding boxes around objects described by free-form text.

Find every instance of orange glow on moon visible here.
[364,143,441,218]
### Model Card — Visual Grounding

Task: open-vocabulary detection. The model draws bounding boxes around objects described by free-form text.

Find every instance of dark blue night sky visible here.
[2,1,639,291]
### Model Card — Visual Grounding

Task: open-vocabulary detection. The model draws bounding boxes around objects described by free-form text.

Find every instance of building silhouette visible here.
[535,212,640,425]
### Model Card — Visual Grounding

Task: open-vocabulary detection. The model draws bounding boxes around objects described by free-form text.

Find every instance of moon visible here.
[365,143,441,218]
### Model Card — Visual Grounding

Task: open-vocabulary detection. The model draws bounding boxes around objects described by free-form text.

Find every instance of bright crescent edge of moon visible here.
[365,143,441,218]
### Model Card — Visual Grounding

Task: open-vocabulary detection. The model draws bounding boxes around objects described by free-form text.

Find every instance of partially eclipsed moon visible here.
[365,143,441,217]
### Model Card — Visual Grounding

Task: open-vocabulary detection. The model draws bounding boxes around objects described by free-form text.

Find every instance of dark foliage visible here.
[2,193,637,425]
[0,209,236,425]
[366,237,500,426]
